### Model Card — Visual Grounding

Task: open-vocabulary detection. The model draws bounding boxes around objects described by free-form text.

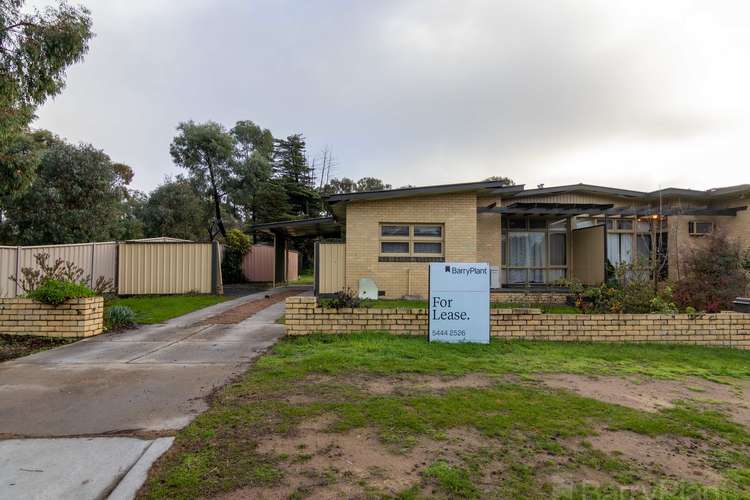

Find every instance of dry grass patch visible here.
[540,373,750,430]
[139,334,750,499]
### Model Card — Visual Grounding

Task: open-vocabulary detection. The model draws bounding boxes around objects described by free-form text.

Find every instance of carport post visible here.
[272,230,287,287]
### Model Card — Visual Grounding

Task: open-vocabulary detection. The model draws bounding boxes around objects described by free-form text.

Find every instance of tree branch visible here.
[0,21,38,33]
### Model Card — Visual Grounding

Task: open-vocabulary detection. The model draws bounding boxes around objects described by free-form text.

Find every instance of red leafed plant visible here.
[673,233,749,312]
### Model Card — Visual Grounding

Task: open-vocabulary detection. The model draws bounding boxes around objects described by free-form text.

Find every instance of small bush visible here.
[105,305,136,329]
[560,262,677,314]
[674,233,749,312]
[9,252,113,294]
[221,229,252,284]
[322,288,361,309]
[27,279,95,305]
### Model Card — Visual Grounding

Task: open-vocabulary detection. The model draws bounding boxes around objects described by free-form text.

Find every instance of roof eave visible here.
[325,181,524,204]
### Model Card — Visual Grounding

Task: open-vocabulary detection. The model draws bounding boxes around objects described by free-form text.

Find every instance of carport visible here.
[250,217,342,286]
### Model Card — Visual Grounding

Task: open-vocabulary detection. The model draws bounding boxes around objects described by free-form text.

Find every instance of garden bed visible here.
[321,298,579,314]
[0,334,77,362]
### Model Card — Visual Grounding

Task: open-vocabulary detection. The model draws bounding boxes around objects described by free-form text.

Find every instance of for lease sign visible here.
[428,263,490,344]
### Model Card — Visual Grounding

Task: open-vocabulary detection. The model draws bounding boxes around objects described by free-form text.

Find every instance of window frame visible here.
[688,220,714,236]
[501,217,568,286]
[379,223,445,258]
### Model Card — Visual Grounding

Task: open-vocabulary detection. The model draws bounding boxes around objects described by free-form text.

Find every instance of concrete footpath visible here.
[0,287,300,499]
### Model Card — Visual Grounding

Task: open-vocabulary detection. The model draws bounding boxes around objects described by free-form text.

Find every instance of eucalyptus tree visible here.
[170,121,235,239]
[0,0,93,199]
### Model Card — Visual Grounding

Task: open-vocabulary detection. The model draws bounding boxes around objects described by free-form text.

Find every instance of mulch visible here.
[0,334,76,363]
[197,290,303,325]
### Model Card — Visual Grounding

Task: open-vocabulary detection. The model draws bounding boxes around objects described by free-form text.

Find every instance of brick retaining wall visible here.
[491,291,568,305]
[0,297,104,338]
[286,297,750,349]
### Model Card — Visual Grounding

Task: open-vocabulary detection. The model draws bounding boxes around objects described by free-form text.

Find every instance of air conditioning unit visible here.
[688,221,713,236]
[490,266,501,289]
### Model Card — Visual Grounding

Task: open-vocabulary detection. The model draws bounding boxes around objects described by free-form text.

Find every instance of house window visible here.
[688,221,714,236]
[501,217,567,286]
[379,223,444,257]
[607,233,633,265]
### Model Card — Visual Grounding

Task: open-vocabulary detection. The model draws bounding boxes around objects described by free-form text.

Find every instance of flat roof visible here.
[250,217,342,238]
[480,203,747,217]
[509,183,646,199]
[326,180,523,204]
[506,183,750,201]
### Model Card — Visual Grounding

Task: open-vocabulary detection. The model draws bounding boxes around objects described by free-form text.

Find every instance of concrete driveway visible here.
[0,287,301,499]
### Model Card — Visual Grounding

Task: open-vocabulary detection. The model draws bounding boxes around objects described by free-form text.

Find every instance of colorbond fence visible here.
[117,242,216,295]
[0,242,117,298]
[242,244,299,282]
[1,239,299,297]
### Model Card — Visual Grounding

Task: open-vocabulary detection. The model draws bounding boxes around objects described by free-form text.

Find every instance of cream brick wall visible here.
[285,297,750,349]
[0,297,103,338]
[476,195,502,268]
[345,192,479,298]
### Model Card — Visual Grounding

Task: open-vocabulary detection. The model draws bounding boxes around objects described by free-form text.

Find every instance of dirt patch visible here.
[196,290,302,325]
[300,373,502,397]
[0,334,77,363]
[363,373,497,394]
[540,373,750,428]
[587,430,724,485]
[217,426,490,499]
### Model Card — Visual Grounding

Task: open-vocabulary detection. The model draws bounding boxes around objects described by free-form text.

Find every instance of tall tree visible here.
[1,0,93,200]
[170,121,234,239]
[141,176,209,241]
[228,120,290,226]
[0,136,134,244]
[484,176,516,186]
[321,176,391,196]
[273,134,320,218]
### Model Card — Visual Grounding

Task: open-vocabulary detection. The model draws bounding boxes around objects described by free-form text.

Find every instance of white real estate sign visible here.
[428,262,490,344]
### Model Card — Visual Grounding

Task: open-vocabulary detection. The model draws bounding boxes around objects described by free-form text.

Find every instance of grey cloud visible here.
[33,0,749,192]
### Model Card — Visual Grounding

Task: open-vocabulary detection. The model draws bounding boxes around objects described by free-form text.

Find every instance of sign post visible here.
[428,262,490,344]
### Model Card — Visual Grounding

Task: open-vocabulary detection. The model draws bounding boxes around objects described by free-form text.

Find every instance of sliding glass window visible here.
[501,218,567,286]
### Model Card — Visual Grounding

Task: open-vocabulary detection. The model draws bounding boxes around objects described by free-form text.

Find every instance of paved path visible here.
[0,287,303,499]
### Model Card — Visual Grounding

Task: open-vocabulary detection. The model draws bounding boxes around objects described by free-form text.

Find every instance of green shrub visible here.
[27,279,95,305]
[321,288,361,309]
[105,305,136,329]
[674,234,749,312]
[221,229,252,284]
[561,261,677,314]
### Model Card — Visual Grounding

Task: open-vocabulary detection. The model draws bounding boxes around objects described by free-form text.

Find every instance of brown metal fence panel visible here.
[287,250,299,281]
[117,242,213,295]
[242,245,274,282]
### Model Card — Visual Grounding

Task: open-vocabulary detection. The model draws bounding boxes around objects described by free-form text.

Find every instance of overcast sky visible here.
[32,0,750,194]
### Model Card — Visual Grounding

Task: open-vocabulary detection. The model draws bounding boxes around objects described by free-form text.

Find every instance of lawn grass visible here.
[320,298,580,314]
[140,333,750,499]
[289,271,313,285]
[0,334,77,362]
[106,294,229,324]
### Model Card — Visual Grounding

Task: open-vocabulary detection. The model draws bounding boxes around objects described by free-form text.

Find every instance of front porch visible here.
[481,202,747,288]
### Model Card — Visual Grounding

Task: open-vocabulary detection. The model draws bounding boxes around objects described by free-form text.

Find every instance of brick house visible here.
[253,180,750,299]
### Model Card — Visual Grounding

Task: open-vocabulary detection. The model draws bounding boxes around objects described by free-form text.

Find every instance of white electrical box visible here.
[490,266,501,289]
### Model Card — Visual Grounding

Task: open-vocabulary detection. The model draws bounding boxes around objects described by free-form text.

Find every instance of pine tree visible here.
[273,134,321,218]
